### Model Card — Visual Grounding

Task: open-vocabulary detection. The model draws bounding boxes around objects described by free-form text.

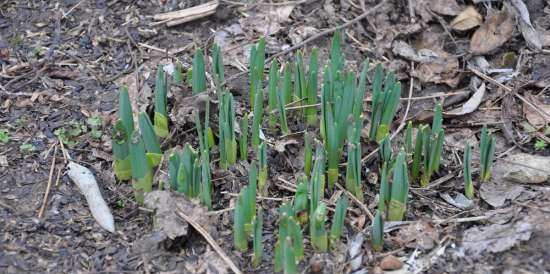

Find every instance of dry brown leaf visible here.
[510,0,542,51]
[462,219,532,256]
[470,10,515,54]
[429,0,461,16]
[445,82,485,116]
[451,6,483,31]
[397,221,439,250]
[523,94,550,128]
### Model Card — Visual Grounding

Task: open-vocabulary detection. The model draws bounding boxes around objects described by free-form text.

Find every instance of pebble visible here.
[380,255,404,270]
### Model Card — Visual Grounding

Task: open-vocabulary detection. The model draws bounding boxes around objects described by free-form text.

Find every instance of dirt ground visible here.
[1,0,550,273]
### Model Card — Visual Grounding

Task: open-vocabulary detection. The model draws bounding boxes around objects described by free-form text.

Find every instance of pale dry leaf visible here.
[462,219,532,256]
[502,153,550,184]
[480,181,525,208]
[445,82,485,116]
[510,0,542,51]
[273,138,299,152]
[451,6,483,31]
[470,9,515,54]
[523,94,550,128]
[398,221,438,251]
[429,0,461,16]
[239,5,295,36]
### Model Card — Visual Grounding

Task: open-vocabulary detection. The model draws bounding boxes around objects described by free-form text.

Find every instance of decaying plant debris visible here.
[1,0,550,273]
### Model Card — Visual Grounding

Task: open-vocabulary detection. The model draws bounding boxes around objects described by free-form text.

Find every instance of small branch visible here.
[38,145,57,219]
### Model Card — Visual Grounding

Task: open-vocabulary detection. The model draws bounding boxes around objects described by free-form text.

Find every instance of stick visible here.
[335,183,375,221]
[175,210,243,274]
[38,145,57,219]
[153,1,219,27]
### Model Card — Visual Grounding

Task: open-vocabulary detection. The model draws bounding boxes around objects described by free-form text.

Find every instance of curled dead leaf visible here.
[429,0,461,16]
[470,9,515,54]
[523,94,550,128]
[445,81,485,116]
[451,6,482,31]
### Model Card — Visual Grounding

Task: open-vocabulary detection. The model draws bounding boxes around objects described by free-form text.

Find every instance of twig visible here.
[335,183,374,221]
[221,0,308,6]
[38,145,57,219]
[175,210,244,274]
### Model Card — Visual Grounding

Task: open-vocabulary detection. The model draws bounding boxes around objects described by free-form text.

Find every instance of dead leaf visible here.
[397,221,439,250]
[451,6,483,31]
[348,234,364,271]
[523,94,550,128]
[429,0,461,16]
[501,153,550,184]
[379,255,404,270]
[470,9,515,54]
[510,0,542,51]
[445,82,485,116]
[239,5,295,36]
[480,181,525,208]
[462,219,532,256]
[114,66,153,114]
[273,138,299,153]
[440,192,475,209]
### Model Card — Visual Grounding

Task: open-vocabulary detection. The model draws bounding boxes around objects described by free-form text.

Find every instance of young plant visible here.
[129,132,153,204]
[268,61,279,129]
[275,203,303,273]
[251,83,264,148]
[345,121,363,201]
[293,176,309,224]
[463,143,473,199]
[309,145,326,216]
[153,65,169,138]
[303,132,313,178]
[379,135,392,169]
[258,142,268,196]
[377,162,390,213]
[282,62,293,105]
[277,72,290,135]
[371,210,384,252]
[192,48,207,94]
[173,61,184,85]
[195,101,212,209]
[113,87,134,180]
[176,144,201,197]
[233,165,258,251]
[479,125,495,182]
[252,208,263,268]
[294,49,319,125]
[388,150,409,221]
[138,112,162,167]
[249,38,266,108]
[329,197,348,247]
[310,202,328,252]
[219,92,237,169]
[212,44,225,94]
[368,64,402,143]
[404,121,413,154]
[240,114,249,161]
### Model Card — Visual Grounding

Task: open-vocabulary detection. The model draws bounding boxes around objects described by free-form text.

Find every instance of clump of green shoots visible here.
[303,132,313,178]
[153,65,169,138]
[138,112,162,167]
[293,176,309,224]
[321,31,369,187]
[129,131,153,204]
[294,49,319,126]
[371,210,384,251]
[479,125,496,182]
[310,202,328,252]
[463,143,473,199]
[258,142,268,196]
[171,144,201,196]
[112,87,134,181]
[411,104,445,187]
[218,91,237,169]
[379,135,393,167]
[274,203,304,274]
[233,165,258,251]
[192,48,207,94]
[329,197,348,246]
[345,120,363,201]
[240,114,249,161]
[195,100,212,208]
[388,150,410,221]
[268,61,279,129]
[252,208,263,268]
[368,64,402,143]
[276,64,291,135]
[249,38,266,109]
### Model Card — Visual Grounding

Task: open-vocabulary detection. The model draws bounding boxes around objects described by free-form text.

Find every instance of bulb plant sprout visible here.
[153,65,169,138]
[252,208,263,268]
[129,132,153,204]
[251,80,264,148]
[113,87,134,180]
[219,91,237,169]
[303,132,313,178]
[268,61,279,129]
[404,121,413,154]
[293,176,309,224]
[277,70,290,135]
[258,142,268,196]
[329,197,348,247]
[309,145,326,216]
[368,64,402,143]
[212,44,225,93]
[175,144,201,197]
[320,31,369,187]
[479,125,496,183]
[310,202,328,252]
[233,165,258,251]
[377,162,390,213]
[249,38,266,108]
[173,61,183,85]
[192,48,206,94]
[379,135,392,169]
[345,121,363,201]
[274,203,303,273]
[195,101,212,209]
[388,150,409,221]
[293,49,319,126]
[371,210,384,251]
[138,112,162,167]
[463,143,473,199]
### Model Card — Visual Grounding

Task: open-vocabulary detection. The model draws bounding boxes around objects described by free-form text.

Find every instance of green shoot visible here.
[368,64,402,143]
[153,65,169,138]
[310,202,328,252]
[173,61,183,85]
[129,132,153,204]
[234,190,247,251]
[275,203,303,273]
[219,91,237,169]
[404,121,413,154]
[283,237,297,274]
[463,143,473,199]
[345,121,363,201]
[195,100,212,209]
[411,125,426,181]
[249,38,266,108]
[371,210,384,252]
[305,48,319,126]
[282,62,293,105]
[192,48,206,94]
[240,114,249,161]
[113,87,133,180]
[479,125,495,182]
[377,162,390,213]
[379,135,392,168]
[388,150,409,221]
[176,144,201,197]
[251,81,264,148]
[310,145,325,217]
[252,208,263,268]
[329,197,348,247]
[258,142,268,196]
[268,60,279,129]
[233,165,258,251]
[303,132,313,178]
[168,149,180,191]
[277,71,290,135]
[212,44,225,94]
[293,176,308,224]
[138,112,162,167]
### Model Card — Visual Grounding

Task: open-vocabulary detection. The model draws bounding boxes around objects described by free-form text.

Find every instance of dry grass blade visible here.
[38,145,57,219]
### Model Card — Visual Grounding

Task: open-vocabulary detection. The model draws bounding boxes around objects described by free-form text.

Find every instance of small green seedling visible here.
[377,162,390,213]
[268,61,279,129]
[86,116,103,139]
[277,68,290,135]
[20,143,36,153]
[195,101,212,209]
[249,38,266,109]
[303,132,313,178]
[192,48,207,94]
[388,150,409,221]
[463,143,473,199]
[310,202,328,252]
[219,91,237,169]
[534,139,548,151]
[233,165,258,251]
[240,114,249,161]
[138,112,162,167]
[258,142,268,196]
[252,208,263,268]
[329,197,348,247]
[294,49,319,126]
[275,203,303,273]
[346,121,363,201]
[112,87,134,180]
[252,83,264,148]
[212,44,225,93]
[293,176,309,224]
[368,64,402,143]
[0,129,9,144]
[404,121,413,154]
[479,125,495,182]
[371,210,384,251]
[173,61,184,85]
[129,132,153,204]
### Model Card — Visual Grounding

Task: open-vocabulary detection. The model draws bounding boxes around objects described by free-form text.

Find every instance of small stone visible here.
[380,255,403,270]
[309,254,323,273]
[501,153,550,184]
